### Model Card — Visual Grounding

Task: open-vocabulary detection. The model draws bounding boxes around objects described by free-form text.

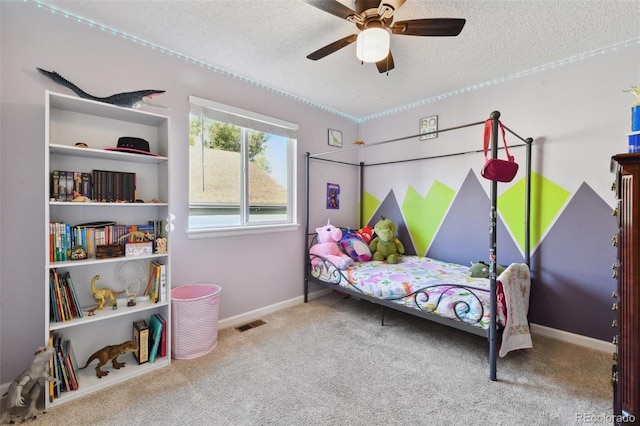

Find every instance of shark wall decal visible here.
[37,68,167,109]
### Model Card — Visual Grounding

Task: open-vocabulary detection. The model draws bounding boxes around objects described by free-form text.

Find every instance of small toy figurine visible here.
[37,68,166,109]
[127,293,137,307]
[83,306,98,316]
[155,237,168,254]
[90,274,125,310]
[0,346,59,424]
[78,341,139,378]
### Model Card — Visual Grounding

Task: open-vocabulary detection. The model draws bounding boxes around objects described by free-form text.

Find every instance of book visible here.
[149,262,161,303]
[63,339,78,391]
[154,313,167,358]
[51,170,60,201]
[48,334,56,401]
[53,333,70,393]
[144,262,158,298]
[65,170,74,201]
[66,339,80,388]
[64,271,83,319]
[81,172,91,198]
[132,319,149,364]
[148,314,163,363]
[58,171,67,202]
[51,269,66,322]
[152,262,167,302]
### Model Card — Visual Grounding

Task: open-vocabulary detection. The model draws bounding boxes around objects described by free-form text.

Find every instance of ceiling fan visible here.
[304,0,465,73]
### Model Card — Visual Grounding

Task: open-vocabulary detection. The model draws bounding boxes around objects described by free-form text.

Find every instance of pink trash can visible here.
[171,284,221,359]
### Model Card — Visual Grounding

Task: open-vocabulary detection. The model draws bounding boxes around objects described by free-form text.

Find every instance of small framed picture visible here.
[419,115,438,140]
[327,183,340,209]
[328,129,342,147]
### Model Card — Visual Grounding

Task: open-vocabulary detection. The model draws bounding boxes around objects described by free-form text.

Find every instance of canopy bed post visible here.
[304,152,311,303]
[359,162,365,227]
[524,137,534,267]
[488,111,500,382]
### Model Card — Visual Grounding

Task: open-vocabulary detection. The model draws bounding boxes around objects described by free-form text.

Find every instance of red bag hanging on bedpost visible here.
[480,118,518,182]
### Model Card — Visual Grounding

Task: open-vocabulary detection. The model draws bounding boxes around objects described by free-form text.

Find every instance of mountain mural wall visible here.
[363,170,617,341]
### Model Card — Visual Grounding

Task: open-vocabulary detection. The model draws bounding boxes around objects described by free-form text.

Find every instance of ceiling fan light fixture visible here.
[356,28,390,63]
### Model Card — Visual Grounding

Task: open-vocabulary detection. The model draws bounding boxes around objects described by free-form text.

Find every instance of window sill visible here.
[187,223,300,239]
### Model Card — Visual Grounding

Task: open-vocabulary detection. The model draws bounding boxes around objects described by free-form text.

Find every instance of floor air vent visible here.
[235,319,266,332]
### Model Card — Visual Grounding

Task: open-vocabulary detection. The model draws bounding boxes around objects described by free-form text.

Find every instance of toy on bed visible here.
[310,220,354,270]
[369,217,405,264]
[468,261,506,278]
[339,227,373,262]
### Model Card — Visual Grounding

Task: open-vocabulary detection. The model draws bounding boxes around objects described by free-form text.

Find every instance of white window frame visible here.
[187,96,298,239]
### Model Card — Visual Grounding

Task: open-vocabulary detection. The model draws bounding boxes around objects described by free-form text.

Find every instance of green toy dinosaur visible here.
[468,261,506,278]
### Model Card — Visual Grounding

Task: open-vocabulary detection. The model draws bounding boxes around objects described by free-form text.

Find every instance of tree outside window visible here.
[188,96,297,234]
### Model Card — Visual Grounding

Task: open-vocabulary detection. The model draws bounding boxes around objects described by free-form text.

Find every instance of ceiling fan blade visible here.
[378,0,406,19]
[307,34,358,61]
[390,18,466,36]
[303,0,359,21]
[376,51,395,73]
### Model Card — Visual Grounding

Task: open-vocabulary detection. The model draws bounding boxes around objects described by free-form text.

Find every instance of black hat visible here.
[105,137,159,156]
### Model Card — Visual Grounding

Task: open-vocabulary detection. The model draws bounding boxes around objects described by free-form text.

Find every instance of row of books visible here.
[51,169,136,203]
[144,261,167,303]
[49,332,79,400]
[49,222,156,262]
[50,269,83,323]
[132,313,167,364]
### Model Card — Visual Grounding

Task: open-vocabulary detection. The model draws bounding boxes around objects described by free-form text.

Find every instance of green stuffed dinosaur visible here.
[468,261,506,278]
[369,217,405,264]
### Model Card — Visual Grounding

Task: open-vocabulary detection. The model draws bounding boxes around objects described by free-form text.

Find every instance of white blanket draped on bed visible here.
[498,263,533,357]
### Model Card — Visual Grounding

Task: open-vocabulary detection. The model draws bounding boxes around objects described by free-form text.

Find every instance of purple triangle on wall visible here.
[427,170,524,266]
[367,190,416,255]
[528,182,617,341]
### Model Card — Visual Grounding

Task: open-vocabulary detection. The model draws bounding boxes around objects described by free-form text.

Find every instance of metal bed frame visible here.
[303,111,533,381]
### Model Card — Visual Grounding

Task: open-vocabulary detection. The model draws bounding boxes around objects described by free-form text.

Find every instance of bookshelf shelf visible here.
[49,300,170,331]
[45,91,171,408]
[49,253,169,269]
[52,353,170,406]
[50,143,168,163]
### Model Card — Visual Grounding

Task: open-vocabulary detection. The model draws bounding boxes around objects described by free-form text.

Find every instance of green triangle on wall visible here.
[498,171,570,252]
[360,192,380,227]
[402,183,455,256]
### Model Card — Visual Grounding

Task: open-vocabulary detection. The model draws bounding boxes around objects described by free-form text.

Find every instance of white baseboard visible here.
[217,288,332,330]
[530,323,614,353]
[218,293,615,355]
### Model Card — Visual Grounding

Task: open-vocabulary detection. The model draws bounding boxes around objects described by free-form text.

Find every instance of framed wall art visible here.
[326,183,340,209]
[419,115,438,140]
[328,129,342,147]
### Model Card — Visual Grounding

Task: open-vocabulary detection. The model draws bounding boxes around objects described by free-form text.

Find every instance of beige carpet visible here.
[17,293,611,425]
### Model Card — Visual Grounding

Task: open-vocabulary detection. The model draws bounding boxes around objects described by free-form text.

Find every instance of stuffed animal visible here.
[369,217,405,264]
[310,220,354,269]
[355,225,374,244]
[339,231,372,262]
[468,261,506,278]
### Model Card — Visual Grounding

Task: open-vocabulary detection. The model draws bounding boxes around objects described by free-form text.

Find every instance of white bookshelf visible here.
[44,91,171,407]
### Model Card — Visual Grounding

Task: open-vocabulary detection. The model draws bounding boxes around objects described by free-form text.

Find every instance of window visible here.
[188,96,297,237]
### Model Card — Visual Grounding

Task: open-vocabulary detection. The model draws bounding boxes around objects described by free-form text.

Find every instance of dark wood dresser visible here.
[611,153,640,424]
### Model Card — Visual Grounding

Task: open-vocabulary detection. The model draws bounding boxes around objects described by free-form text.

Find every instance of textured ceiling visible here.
[39,0,640,121]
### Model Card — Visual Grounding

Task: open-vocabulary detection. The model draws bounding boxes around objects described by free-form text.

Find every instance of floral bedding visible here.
[312,255,506,330]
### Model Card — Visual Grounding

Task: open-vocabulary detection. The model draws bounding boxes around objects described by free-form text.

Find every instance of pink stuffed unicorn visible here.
[310,220,354,269]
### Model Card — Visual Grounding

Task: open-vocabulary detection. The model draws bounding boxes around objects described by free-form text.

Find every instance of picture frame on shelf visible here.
[328,129,342,147]
[419,115,438,140]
